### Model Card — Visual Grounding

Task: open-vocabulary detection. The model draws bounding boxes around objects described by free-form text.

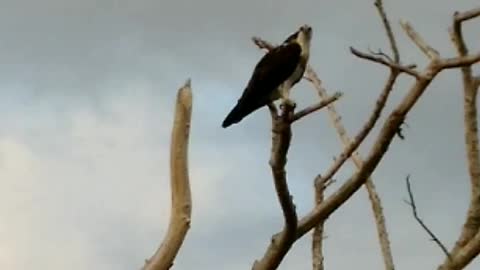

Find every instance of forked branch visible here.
[350,47,420,78]
[315,70,399,186]
[252,9,480,269]
[142,79,193,270]
[252,102,297,270]
[253,97,335,270]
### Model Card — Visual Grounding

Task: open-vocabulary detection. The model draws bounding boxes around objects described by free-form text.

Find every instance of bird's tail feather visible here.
[222,100,262,128]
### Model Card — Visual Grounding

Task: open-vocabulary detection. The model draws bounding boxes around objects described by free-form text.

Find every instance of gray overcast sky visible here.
[1,0,479,269]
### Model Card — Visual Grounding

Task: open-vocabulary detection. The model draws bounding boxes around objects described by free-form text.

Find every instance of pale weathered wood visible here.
[312,178,327,270]
[437,7,480,270]
[251,102,297,270]
[143,79,193,270]
[251,16,480,267]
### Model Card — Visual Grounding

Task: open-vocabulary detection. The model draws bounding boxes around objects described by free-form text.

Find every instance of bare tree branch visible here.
[438,7,480,270]
[454,7,480,22]
[297,37,480,243]
[440,230,480,270]
[253,19,400,270]
[143,79,193,270]
[291,92,343,123]
[365,178,394,270]
[437,53,480,69]
[252,8,480,269]
[404,175,452,260]
[374,0,400,62]
[344,3,398,270]
[312,178,328,270]
[252,102,298,270]
[368,47,394,62]
[350,47,420,78]
[316,70,399,185]
[399,20,440,60]
[297,70,436,236]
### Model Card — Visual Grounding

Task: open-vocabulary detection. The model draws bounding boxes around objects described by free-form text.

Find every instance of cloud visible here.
[0,85,233,269]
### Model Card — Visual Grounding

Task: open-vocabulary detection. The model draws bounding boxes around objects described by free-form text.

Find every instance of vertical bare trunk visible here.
[143,79,193,270]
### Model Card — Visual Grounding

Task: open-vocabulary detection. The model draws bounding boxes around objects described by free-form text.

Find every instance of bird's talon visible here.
[283,99,296,109]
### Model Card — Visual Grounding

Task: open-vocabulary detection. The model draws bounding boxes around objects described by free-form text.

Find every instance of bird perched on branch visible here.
[221,24,313,128]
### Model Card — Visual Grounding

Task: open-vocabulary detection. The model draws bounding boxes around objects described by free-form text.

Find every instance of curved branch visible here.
[439,7,480,270]
[252,102,298,270]
[143,79,193,270]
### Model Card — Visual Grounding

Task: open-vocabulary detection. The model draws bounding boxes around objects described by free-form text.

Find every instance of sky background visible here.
[1,0,480,269]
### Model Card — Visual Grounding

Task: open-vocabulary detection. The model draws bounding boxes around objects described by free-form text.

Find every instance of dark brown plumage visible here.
[222,25,312,128]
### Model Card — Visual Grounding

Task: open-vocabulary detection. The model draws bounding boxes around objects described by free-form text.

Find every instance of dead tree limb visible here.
[291,92,342,123]
[373,0,399,62]
[399,20,440,60]
[314,1,400,269]
[253,96,337,270]
[252,13,480,268]
[142,79,193,270]
[252,102,298,270]
[315,70,399,185]
[350,47,420,78]
[312,177,329,270]
[437,7,480,270]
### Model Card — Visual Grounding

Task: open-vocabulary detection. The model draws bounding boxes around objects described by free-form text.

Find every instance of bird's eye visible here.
[300,25,311,33]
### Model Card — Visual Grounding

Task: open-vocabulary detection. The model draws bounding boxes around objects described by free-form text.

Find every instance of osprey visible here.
[222,24,313,128]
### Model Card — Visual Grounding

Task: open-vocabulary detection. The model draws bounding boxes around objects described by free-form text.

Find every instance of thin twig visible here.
[291,92,343,123]
[404,175,452,260]
[143,79,193,270]
[374,0,400,62]
[368,47,394,63]
[350,47,421,78]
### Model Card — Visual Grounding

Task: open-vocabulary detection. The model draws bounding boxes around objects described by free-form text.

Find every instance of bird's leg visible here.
[279,84,296,109]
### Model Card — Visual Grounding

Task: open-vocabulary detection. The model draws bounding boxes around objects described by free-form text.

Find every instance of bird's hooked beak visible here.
[300,24,313,37]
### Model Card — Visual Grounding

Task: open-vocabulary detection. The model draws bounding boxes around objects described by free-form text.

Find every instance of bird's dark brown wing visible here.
[239,43,302,101]
[221,43,302,128]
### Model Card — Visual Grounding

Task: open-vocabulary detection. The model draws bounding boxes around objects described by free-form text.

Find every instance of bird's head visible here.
[283,24,313,48]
